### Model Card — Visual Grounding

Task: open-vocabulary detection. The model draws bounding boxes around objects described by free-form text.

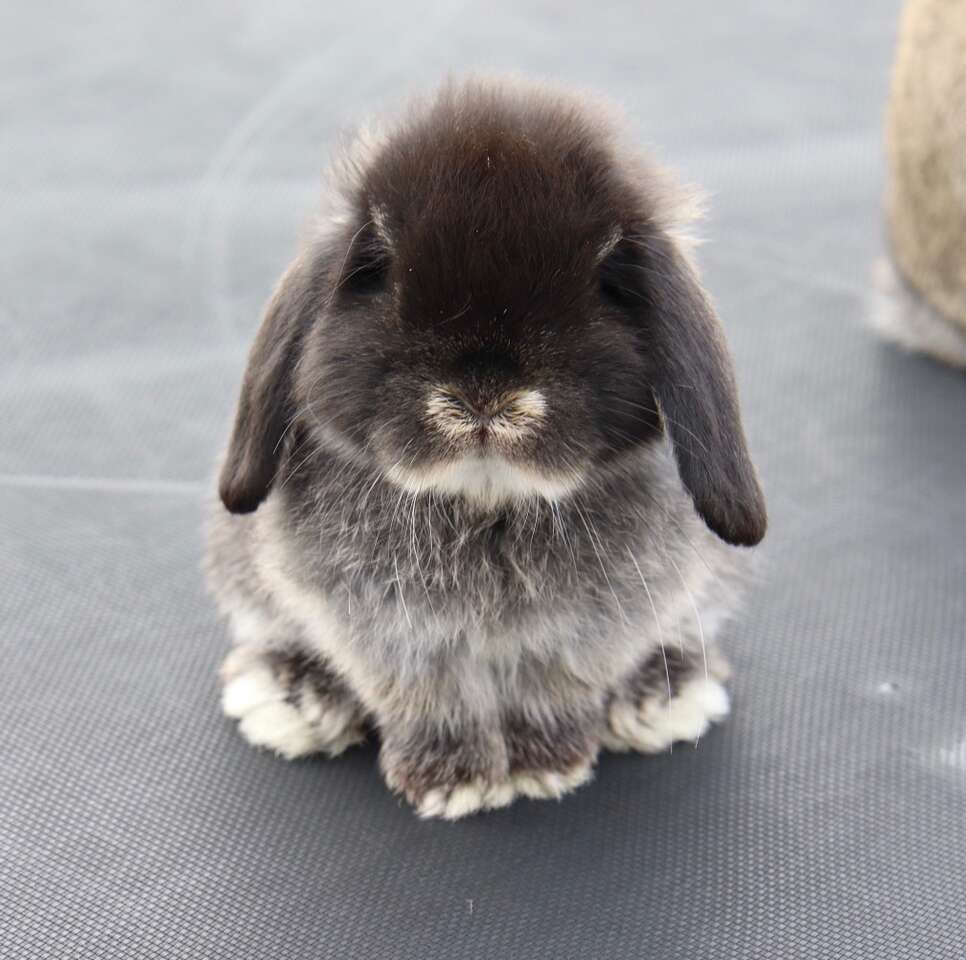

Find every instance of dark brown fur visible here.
[218,81,765,547]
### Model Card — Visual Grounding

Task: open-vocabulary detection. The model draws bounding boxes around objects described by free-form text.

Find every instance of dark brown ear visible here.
[609,233,767,546]
[218,255,319,514]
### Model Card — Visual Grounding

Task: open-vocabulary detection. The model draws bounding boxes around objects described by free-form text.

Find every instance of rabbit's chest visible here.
[340,510,635,629]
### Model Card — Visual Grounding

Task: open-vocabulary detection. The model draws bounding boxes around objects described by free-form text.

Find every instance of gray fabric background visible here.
[3,2,966,957]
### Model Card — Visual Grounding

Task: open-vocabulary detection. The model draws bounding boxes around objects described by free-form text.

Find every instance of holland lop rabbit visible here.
[206,79,766,819]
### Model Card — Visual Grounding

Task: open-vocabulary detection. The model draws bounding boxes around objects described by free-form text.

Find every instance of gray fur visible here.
[205,79,762,818]
[207,441,751,813]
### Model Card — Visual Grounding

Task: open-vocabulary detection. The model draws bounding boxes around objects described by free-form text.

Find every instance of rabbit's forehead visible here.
[379,162,621,318]
[383,154,619,248]
[391,222,595,329]
[363,113,631,259]
[354,102,649,326]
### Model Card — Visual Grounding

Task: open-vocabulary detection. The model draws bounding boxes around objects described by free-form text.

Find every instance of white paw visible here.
[414,761,594,821]
[416,779,517,821]
[220,646,364,760]
[512,761,594,800]
[605,676,731,754]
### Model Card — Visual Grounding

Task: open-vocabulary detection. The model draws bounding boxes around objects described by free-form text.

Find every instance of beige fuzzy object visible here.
[873,0,966,367]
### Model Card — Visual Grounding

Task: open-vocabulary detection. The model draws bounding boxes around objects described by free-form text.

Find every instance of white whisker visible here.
[574,503,626,625]
[393,554,413,630]
[666,551,708,749]
[626,547,672,714]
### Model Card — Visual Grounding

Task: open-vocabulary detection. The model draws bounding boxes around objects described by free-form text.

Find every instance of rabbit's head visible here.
[219,80,766,547]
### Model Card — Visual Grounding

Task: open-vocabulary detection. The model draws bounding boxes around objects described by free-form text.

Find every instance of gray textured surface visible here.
[3,2,966,958]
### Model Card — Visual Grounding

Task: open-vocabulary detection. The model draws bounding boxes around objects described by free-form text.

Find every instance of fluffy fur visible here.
[206,78,766,819]
[874,0,966,367]
[871,257,966,369]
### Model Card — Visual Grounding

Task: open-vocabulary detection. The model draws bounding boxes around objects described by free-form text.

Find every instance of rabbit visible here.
[872,0,966,368]
[205,78,767,820]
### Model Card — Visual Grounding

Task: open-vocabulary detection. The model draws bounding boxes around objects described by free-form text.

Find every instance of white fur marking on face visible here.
[425,389,477,441]
[425,387,548,443]
[385,454,582,508]
[488,389,547,441]
[508,388,547,419]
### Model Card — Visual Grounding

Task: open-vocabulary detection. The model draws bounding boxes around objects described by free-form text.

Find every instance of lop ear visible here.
[607,232,767,546]
[218,254,319,514]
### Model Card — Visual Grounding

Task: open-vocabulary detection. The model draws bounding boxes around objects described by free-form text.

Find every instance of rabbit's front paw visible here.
[220,645,367,759]
[381,716,598,819]
[504,712,597,800]
[605,673,730,754]
[380,728,516,820]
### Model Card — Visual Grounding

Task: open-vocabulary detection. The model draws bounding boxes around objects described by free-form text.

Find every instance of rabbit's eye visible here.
[341,221,391,296]
[598,240,643,310]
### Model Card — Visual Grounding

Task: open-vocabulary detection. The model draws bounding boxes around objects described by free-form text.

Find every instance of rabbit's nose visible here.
[458,389,548,429]
[453,392,513,422]
[427,386,546,442]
